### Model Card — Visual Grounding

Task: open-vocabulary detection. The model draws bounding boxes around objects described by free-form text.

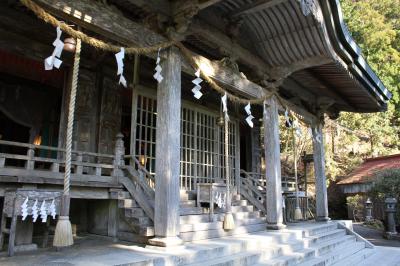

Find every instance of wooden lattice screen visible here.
[134,93,239,191]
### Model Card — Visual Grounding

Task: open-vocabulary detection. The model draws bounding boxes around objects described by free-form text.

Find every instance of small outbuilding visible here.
[338,154,400,195]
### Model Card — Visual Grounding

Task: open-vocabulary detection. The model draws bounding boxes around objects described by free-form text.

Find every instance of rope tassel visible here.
[53,37,82,248]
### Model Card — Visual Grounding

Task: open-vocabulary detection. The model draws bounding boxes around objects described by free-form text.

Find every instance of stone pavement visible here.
[353,223,400,247]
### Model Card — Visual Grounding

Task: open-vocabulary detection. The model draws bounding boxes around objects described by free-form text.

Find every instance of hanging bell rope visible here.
[222,100,235,230]
[292,125,303,221]
[53,38,82,248]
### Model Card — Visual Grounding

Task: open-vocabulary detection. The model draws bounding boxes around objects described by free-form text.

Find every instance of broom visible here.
[223,110,235,230]
[53,37,81,247]
[292,126,303,221]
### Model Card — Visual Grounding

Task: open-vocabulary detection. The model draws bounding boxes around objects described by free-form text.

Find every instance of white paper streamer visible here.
[309,127,321,143]
[244,103,254,128]
[191,69,203,99]
[293,119,302,137]
[284,108,292,127]
[115,47,127,87]
[40,200,48,223]
[153,48,163,83]
[221,93,229,120]
[49,199,56,219]
[214,192,226,208]
[21,197,29,221]
[314,128,322,143]
[32,199,38,222]
[44,26,64,70]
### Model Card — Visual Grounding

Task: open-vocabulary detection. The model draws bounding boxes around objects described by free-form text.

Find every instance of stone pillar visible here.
[365,198,373,221]
[108,199,119,242]
[148,47,182,247]
[384,197,397,239]
[264,96,285,230]
[312,123,330,221]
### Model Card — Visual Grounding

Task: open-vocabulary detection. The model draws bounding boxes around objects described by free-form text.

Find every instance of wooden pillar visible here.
[263,97,285,230]
[312,123,330,221]
[148,47,182,247]
[129,54,140,163]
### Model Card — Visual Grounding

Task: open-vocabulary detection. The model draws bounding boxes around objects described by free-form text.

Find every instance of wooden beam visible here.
[35,0,165,47]
[34,0,269,100]
[198,0,225,10]
[231,0,286,17]
[126,0,170,15]
[190,19,269,78]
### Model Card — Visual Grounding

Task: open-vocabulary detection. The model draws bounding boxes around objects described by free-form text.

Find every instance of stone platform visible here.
[1,221,400,266]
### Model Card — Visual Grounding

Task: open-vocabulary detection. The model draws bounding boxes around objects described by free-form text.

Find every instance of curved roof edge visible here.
[321,0,392,106]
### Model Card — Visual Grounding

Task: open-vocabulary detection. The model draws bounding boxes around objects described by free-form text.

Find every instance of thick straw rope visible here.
[21,0,314,126]
[224,114,231,212]
[64,38,81,195]
[20,0,175,54]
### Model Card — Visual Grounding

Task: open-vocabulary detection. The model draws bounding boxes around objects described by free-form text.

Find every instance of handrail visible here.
[124,155,155,188]
[0,140,114,158]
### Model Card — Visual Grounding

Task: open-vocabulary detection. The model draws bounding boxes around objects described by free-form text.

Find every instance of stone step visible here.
[179,222,266,242]
[312,235,356,256]
[304,229,347,246]
[301,222,339,237]
[232,194,241,201]
[180,217,267,233]
[186,251,262,266]
[331,247,375,266]
[296,241,366,266]
[126,216,153,226]
[312,235,357,256]
[118,198,138,208]
[180,190,197,201]
[232,199,248,206]
[180,200,196,208]
[127,224,155,236]
[124,207,145,217]
[232,205,254,212]
[139,230,302,265]
[257,248,316,266]
[180,211,261,224]
[180,207,204,216]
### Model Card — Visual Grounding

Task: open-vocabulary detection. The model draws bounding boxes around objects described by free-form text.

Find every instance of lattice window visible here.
[135,95,157,175]
[135,93,239,190]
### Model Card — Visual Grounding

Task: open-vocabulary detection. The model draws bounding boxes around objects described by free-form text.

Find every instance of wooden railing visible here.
[0,140,116,184]
[239,170,267,214]
[120,153,155,221]
[239,169,310,219]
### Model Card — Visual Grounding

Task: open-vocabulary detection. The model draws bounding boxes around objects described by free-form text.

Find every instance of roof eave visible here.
[319,0,392,110]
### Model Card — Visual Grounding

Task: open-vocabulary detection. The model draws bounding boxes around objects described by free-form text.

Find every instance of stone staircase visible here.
[116,189,267,242]
[122,221,374,265]
[179,192,267,242]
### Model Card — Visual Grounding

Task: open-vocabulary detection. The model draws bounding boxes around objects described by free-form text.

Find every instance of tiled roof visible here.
[337,154,400,185]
